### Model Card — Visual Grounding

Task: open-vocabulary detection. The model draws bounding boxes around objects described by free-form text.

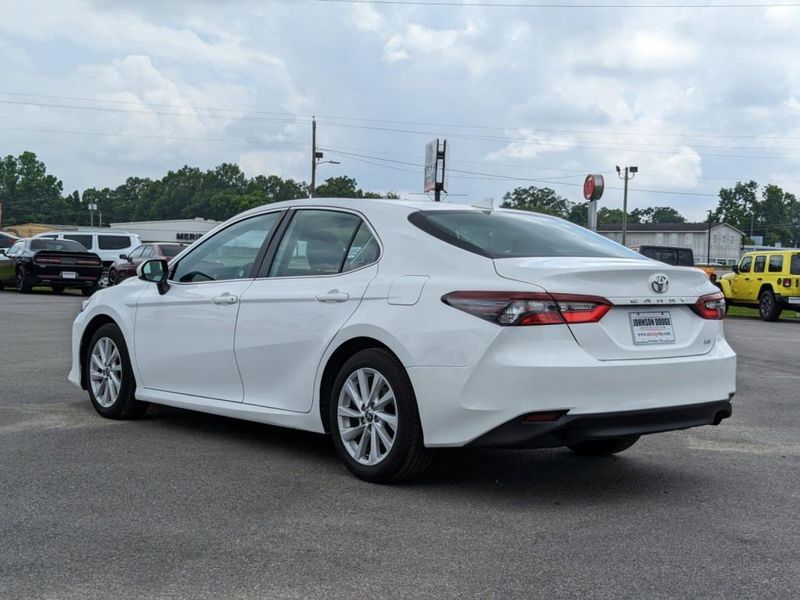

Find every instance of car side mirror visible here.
[732,265,739,274]
[0,249,6,256]
[137,259,170,295]
[119,253,130,261]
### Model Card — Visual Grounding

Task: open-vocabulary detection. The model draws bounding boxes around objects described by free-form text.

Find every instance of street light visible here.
[615,165,638,246]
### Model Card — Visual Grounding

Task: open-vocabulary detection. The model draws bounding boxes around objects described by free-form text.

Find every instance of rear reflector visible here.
[522,411,567,423]
[691,292,726,320]
[442,291,611,326]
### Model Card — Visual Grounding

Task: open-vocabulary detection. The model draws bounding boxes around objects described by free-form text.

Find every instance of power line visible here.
[313,0,800,8]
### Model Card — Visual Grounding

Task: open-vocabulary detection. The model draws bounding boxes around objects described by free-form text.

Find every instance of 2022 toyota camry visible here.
[69,198,736,482]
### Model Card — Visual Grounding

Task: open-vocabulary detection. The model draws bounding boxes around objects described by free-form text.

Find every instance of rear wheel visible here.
[107,268,117,286]
[329,348,432,483]
[759,290,781,321]
[568,435,640,457]
[85,323,148,419]
[16,268,32,293]
[82,285,97,297]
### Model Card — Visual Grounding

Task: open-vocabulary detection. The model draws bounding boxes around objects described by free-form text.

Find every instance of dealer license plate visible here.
[629,311,675,345]
[61,271,78,279]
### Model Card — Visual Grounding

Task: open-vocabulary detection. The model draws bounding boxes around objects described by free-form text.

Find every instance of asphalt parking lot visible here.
[1,290,798,600]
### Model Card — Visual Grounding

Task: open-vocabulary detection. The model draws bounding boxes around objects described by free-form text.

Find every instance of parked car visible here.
[34,231,142,287]
[636,245,718,282]
[69,199,736,482]
[0,231,19,250]
[0,237,103,294]
[108,243,187,285]
[719,250,800,320]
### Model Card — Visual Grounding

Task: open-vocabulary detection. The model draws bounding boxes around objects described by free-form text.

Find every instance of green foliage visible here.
[631,206,686,224]
[0,151,396,227]
[500,186,573,219]
[714,181,800,246]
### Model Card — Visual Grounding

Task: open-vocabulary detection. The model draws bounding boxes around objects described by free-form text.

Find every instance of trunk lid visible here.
[494,256,720,361]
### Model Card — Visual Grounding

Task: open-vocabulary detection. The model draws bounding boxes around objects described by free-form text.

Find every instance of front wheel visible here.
[568,435,640,457]
[85,323,148,419]
[329,348,432,483]
[759,290,781,321]
[107,268,117,286]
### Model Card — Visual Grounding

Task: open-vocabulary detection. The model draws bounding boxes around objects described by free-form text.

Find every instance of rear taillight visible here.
[442,292,611,326]
[76,258,100,266]
[35,257,62,265]
[691,292,726,320]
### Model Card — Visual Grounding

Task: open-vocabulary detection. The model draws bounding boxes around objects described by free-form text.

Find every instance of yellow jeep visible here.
[719,250,800,321]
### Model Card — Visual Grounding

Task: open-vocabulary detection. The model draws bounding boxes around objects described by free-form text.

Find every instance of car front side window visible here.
[739,256,751,273]
[172,212,281,283]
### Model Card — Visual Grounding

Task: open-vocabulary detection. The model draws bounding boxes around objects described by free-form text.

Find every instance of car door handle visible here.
[212,293,239,305]
[316,291,349,303]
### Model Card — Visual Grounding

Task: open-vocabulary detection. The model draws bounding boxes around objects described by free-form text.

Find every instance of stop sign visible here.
[583,174,605,201]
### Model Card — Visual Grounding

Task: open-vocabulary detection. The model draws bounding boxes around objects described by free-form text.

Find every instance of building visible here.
[597,222,745,265]
[109,218,221,243]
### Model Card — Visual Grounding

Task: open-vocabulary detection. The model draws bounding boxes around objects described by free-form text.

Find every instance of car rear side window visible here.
[409,210,641,259]
[98,235,132,250]
[63,234,93,249]
[791,254,800,275]
[768,255,784,273]
[753,255,766,273]
[677,249,694,266]
[268,210,362,277]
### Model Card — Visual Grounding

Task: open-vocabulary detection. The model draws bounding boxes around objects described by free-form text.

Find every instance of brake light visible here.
[782,278,792,288]
[691,292,726,320]
[76,258,101,266]
[35,257,62,264]
[441,292,611,326]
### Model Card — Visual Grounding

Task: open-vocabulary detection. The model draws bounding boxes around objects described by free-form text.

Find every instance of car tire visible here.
[329,348,432,483]
[759,290,781,322]
[51,284,65,293]
[16,267,32,293]
[85,323,149,419]
[82,285,97,297]
[567,435,640,457]
[107,268,117,286]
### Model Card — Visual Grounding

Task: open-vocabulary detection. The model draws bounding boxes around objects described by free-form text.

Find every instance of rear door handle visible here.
[316,291,349,303]
[212,293,239,305]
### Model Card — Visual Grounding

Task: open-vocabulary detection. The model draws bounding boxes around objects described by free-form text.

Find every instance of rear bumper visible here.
[408,324,737,447]
[776,294,800,309]
[467,399,733,448]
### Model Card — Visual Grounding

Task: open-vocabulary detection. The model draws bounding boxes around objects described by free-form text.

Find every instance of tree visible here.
[631,206,686,224]
[713,181,758,237]
[0,151,65,225]
[500,186,573,219]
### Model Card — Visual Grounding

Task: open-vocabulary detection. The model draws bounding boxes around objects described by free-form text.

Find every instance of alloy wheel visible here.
[337,368,398,466]
[89,337,123,408]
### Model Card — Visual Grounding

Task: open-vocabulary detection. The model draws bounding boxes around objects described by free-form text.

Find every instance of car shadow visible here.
[138,404,698,505]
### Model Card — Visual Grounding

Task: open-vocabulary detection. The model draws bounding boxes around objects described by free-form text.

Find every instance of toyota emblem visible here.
[650,273,669,294]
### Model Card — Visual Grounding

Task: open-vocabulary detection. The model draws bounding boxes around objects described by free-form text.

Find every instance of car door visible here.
[235,209,381,412]
[748,255,767,300]
[729,255,752,300]
[133,211,284,402]
[0,241,24,284]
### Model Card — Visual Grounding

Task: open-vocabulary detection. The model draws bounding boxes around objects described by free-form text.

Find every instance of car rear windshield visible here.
[98,235,132,250]
[31,239,87,252]
[159,245,183,258]
[408,210,642,259]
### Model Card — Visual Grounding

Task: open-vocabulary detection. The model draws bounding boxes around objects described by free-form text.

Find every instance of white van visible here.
[35,231,142,286]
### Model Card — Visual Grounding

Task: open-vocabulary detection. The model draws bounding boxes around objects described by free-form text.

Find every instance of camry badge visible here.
[650,273,669,294]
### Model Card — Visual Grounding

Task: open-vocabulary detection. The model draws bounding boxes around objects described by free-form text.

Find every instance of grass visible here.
[727,304,799,319]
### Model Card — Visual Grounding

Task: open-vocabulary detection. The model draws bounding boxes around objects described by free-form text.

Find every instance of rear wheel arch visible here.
[319,337,407,434]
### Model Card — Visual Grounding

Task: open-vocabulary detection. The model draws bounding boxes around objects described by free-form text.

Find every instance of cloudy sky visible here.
[2,0,800,221]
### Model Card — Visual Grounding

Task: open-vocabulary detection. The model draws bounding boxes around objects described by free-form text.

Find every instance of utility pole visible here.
[616,165,638,246]
[707,210,713,264]
[310,117,317,198]
[309,117,339,198]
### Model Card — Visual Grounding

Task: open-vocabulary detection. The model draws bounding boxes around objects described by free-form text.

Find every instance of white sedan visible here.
[69,198,736,482]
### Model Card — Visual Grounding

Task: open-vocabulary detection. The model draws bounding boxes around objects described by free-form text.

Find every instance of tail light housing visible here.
[35,256,62,265]
[691,292,726,320]
[76,258,101,266]
[442,291,611,326]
